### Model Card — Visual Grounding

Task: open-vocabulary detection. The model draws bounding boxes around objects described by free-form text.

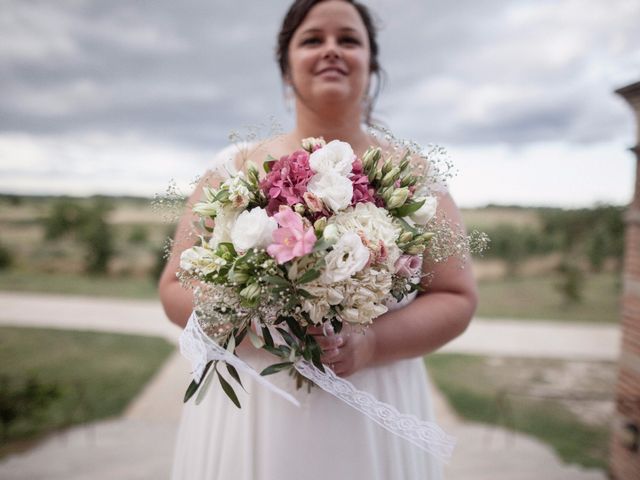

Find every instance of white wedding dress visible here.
[170,144,445,480]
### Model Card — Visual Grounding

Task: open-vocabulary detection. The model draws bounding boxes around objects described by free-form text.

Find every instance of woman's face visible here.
[287,0,371,111]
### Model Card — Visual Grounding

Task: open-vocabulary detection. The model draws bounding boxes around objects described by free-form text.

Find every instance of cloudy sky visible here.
[1,0,639,207]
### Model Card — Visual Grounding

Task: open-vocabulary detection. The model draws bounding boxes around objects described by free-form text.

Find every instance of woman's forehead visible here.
[296,1,366,34]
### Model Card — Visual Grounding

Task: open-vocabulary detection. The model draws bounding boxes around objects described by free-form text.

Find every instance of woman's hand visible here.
[307,323,376,378]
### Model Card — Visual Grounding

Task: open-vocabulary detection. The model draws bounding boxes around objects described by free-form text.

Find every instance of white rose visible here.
[209,207,240,248]
[307,172,353,212]
[409,196,438,225]
[230,207,277,252]
[309,140,354,175]
[321,232,370,283]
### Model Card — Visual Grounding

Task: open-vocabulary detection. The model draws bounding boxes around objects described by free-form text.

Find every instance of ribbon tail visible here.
[294,359,456,462]
[179,312,300,407]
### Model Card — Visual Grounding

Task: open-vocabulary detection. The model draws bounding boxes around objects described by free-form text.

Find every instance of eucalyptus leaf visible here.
[285,316,305,339]
[183,360,213,403]
[216,366,242,408]
[261,326,274,347]
[226,335,236,353]
[394,198,426,218]
[296,288,315,299]
[226,364,246,392]
[260,362,293,376]
[195,363,217,405]
[275,327,296,347]
[264,275,292,287]
[297,268,321,284]
[248,329,265,348]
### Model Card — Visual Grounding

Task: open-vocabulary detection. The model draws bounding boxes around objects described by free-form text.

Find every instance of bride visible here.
[159,1,478,478]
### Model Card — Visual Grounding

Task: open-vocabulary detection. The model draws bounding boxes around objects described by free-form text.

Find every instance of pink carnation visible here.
[260,150,314,215]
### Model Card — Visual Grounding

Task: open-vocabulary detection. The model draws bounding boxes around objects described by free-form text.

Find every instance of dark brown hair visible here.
[276,0,384,125]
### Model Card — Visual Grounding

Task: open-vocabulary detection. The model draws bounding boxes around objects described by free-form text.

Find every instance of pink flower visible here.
[350,159,376,205]
[394,254,422,278]
[260,150,314,215]
[267,208,317,264]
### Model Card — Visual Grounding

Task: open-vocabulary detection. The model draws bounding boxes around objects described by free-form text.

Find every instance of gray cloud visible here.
[0,0,638,152]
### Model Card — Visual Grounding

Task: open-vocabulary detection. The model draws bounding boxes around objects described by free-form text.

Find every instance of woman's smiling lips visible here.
[315,66,347,76]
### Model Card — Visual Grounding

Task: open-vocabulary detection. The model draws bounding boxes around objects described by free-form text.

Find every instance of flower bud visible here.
[322,224,340,244]
[381,159,394,176]
[240,283,261,301]
[386,187,409,209]
[399,231,413,243]
[294,203,306,215]
[362,147,381,172]
[381,167,401,187]
[313,216,327,234]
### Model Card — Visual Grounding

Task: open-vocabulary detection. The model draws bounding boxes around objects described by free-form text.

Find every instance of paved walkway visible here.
[0,292,613,479]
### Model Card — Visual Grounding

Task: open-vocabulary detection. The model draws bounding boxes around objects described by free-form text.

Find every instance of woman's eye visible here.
[301,37,321,46]
[341,36,360,45]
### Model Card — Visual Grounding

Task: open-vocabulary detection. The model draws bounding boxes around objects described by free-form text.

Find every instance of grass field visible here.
[476,271,621,323]
[0,271,159,299]
[0,326,174,457]
[425,353,614,470]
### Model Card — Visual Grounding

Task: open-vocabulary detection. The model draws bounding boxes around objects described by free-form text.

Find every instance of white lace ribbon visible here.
[179,311,455,461]
[180,312,301,407]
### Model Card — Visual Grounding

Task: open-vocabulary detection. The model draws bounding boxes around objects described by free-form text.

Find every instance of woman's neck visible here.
[291,101,372,153]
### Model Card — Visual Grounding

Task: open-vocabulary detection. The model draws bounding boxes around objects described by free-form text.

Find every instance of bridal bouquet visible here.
[178,137,443,406]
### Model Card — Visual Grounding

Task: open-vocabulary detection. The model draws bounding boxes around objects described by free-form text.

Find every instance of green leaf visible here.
[183,360,213,403]
[296,288,315,299]
[394,199,425,218]
[263,158,276,173]
[264,275,292,287]
[297,268,321,284]
[216,365,242,408]
[261,326,274,347]
[312,238,332,253]
[195,363,216,405]
[275,327,296,347]
[248,329,265,348]
[226,364,246,392]
[396,216,419,235]
[183,379,199,403]
[260,362,293,376]
[285,316,305,339]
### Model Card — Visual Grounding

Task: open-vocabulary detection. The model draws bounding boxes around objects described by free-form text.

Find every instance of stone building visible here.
[611,80,640,479]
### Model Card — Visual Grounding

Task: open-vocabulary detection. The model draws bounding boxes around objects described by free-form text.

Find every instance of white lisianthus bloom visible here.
[328,202,402,267]
[180,246,219,276]
[307,172,353,212]
[321,232,370,283]
[309,140,354,175]
[230,207,277,252]
[408,196,438,226]
[209,206,240,249]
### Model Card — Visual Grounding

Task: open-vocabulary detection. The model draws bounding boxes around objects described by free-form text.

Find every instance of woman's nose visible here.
[322,38,341,59]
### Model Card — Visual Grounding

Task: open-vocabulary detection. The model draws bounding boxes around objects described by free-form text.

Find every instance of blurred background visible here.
[0,0,638,478]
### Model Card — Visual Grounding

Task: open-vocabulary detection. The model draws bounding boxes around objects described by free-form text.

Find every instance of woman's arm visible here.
[158,170,222,329]
[368,191,478,364]
[319,192,478,376]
